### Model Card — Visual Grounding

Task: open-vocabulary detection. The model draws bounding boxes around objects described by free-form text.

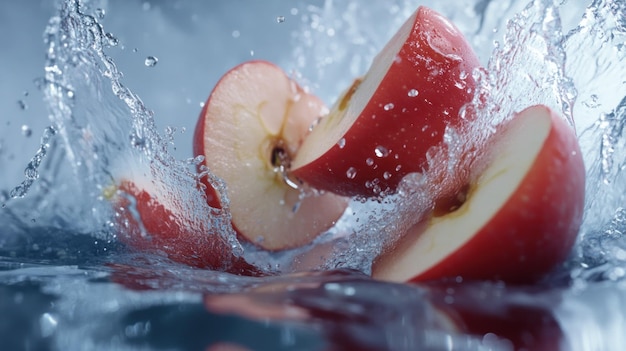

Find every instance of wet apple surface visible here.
[291,6,483,198]
[372,105,585,284]
[193,61,348,251]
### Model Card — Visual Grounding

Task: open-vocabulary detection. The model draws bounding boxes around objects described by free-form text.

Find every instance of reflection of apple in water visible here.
[193,61,348,251]
[113,179,259,274]
[429,282,565,351]
[291,6,482,198]
[373,105,585,284]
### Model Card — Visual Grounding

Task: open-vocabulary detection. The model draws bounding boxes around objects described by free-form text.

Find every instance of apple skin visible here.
[372,105,585,284]
[291,6,482,197]
[115,180,260,275]
[193,60,348,251]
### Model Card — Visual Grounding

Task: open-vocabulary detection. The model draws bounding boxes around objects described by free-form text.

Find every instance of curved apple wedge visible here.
[291,6,482,197]
[372,105,585,284]
[113,180,260,275]
[193,61,348,251]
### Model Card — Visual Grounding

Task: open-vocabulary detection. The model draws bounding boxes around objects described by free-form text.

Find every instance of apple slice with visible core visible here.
[372,105,585,284]
[113,179,260,275]
[290,6,482,197]
[193,60,348,251]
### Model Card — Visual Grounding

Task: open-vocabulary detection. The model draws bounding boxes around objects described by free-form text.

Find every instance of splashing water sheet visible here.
[1,0,626,350]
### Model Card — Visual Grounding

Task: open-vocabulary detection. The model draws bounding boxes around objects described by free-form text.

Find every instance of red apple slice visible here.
[193,61,348,251]
[290,6,482,197]
[372,105,585,284]
[113,179,260,275]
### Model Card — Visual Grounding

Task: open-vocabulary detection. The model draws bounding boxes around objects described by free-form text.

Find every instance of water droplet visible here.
[17,100,28,110]
[337,138,346,149]
[276,16,285,23]
[395,165,402,171]
[95,8,106,19]
[144,56,158,67]
[583,94,600,108]
[105,32,119,47]
[374,145,389,158]
[346,167,357,179]
[372,184,382,194]
[82,16,96,27]
[407,89,419,97]
[366,158,374,166]
[308,117,322,132]
[383,172,392,180]
[21,125,32,137]
[133,48,138,53]
[25,165,38,180]
[383,103,395,111]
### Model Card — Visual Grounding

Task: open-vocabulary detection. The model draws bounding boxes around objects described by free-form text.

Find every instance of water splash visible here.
[2,0,626,349]
[9,126,57,199]
[2,0,245,261]
[1,0,626,281]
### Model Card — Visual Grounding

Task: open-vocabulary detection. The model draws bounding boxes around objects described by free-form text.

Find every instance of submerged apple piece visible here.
[114,180,259,275]
[193,60,348,251]
[291,6,482,197]
[372,105,585,284]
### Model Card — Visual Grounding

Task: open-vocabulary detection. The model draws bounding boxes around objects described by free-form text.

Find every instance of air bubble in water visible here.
[144,56,158,67]
[383,103,395,111]
[39,313,58,338]
[21,125,32,137]
[374,145,389,158]
[276,16,285,23]
[407,89,419,97]
[366,158,374,166]
[337,138,346,148]
[383,172,392,180]
[346,167,357,179]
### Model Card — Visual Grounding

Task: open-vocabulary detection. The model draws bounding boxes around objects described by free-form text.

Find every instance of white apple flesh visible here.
[290,6,482,197]
[193,61,348,251]
[372,105,585,284]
